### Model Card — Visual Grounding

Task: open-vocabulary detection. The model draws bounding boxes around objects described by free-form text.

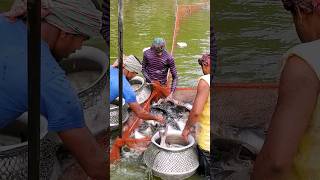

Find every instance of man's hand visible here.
[165,92,183,106]
[154,114,165,124]
[165,92,179,104]
[129,102,164,123]
[182,126,191,141]
[58,127,108,180]
[165,92,174,101]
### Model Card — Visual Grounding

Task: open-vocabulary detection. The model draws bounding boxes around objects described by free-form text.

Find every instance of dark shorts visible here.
[197,145,211,178]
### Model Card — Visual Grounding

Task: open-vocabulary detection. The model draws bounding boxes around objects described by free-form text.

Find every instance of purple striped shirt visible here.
[142,48,178,93]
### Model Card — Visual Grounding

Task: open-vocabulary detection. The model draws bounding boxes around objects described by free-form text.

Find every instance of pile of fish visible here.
[133,100,191,147]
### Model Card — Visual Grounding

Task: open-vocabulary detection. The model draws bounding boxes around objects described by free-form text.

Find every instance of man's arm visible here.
[142,52,152,82]
[42,74,108,179]
[169,56,178,93]
[129,102,164,123]
[122,77,164,123]
[182,79,209,140]
[252,56,319,180]
[58,127,107,180]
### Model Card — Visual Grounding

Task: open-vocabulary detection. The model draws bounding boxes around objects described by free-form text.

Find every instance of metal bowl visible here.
[60,46,107,135]
[0,113,59,179]
[129,76,152,104]
[129,76,145,92]
[143,130,199,180]
[110,98,129,130]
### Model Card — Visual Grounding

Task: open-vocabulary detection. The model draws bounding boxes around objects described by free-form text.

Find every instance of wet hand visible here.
[165,93,174,102]
[165,93,182,105]
[155,115,165,124]
[182,127,191,141]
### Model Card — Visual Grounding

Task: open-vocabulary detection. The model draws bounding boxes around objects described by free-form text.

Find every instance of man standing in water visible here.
[110,55,164,123]
[142,37,178,101]
[0,0,107,179]
[252,0,320,179]
[182,54,211,178]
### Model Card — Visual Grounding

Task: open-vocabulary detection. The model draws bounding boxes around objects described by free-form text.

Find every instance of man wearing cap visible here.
[0,0,107,179]
[110,55,164,123]
[142,38,178,100]
[182,54,211,178]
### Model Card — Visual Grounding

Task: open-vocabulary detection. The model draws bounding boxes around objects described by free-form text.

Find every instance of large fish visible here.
[136,100,190,138]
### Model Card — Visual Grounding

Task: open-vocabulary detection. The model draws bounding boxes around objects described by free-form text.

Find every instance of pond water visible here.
[212,1,300,179]
[110,0,210,88]
[214,0,299,83]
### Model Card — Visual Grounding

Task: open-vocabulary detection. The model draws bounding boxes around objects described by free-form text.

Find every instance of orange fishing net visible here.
[110,82,170,163]
[170,0,209,55]
[168,0,209,85]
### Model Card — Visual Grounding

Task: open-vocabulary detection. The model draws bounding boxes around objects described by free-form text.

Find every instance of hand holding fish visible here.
[155,114,165,124]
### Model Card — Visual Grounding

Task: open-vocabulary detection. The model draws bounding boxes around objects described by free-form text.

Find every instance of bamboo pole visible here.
[118,0,123,138]
[27,0,41,179]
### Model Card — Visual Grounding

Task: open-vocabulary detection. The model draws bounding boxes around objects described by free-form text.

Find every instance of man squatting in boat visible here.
[252,0,320,179]
[0,0,108,179]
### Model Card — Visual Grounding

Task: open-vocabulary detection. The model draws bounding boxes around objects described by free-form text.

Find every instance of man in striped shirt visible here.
[142,38,178,100]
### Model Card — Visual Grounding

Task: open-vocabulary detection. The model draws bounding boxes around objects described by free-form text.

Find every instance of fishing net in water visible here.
[110,83,168,163]
[167,0,209,84]
[170,0,209,54]
[213,84,278,133]
[0,137,58,180]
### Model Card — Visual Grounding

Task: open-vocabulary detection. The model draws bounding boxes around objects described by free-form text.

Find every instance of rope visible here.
[170,0,179,55]
[167,0,208,85]
[170,0,209,55]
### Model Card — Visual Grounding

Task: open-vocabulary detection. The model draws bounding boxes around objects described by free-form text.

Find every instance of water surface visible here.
[110,0,210,87]
[214,0,299,82]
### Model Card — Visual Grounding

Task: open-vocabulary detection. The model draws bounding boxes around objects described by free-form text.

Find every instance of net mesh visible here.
[0,137,58,180]
[213,84,278,133]
[110,82,170,163]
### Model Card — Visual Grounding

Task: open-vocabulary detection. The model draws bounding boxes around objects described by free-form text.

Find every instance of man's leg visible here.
[197,145,211,178]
